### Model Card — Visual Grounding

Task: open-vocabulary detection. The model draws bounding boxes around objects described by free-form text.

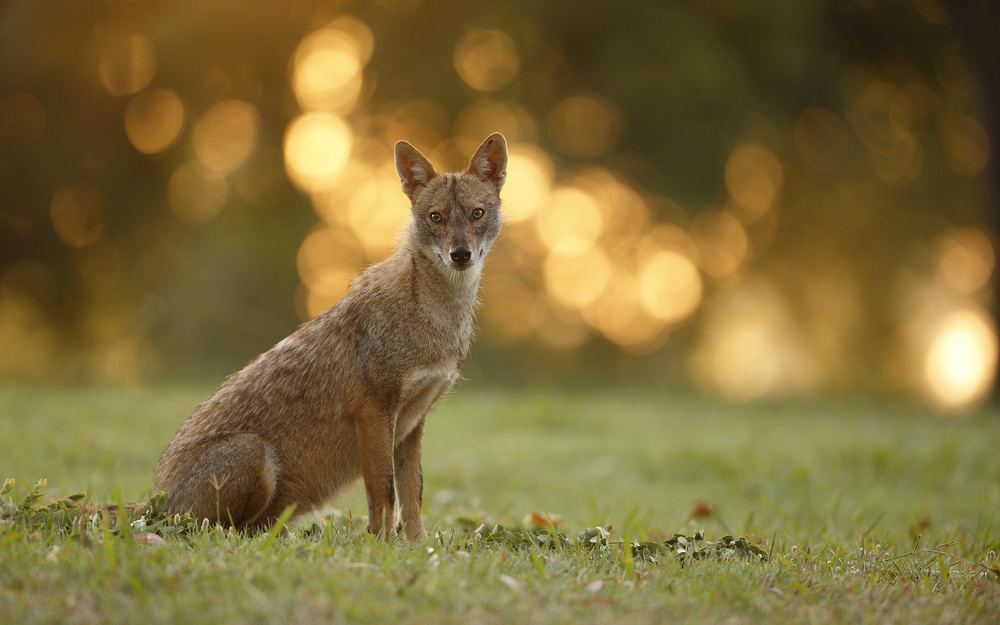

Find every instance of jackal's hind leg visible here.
[162,433,279,529]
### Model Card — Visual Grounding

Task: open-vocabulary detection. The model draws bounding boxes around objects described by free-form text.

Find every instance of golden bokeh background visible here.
[0,0,997,411]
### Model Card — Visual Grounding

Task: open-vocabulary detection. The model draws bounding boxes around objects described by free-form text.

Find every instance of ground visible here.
[1,384,998,624]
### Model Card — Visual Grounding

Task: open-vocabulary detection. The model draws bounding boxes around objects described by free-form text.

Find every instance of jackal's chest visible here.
[394,360,460,444]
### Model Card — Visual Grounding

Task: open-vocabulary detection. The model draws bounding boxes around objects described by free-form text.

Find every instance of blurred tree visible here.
[0,0,994,407]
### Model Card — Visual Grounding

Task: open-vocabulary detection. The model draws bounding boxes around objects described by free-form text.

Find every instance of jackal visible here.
[154,133,507,538]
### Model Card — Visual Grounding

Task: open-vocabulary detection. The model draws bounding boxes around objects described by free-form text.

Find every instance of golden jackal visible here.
[154,133,507,537]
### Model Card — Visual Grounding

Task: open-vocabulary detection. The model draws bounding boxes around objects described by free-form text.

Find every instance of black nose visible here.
[450,246,472,263]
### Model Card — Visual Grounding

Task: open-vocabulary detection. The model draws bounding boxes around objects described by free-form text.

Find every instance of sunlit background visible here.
[1,0,997,411]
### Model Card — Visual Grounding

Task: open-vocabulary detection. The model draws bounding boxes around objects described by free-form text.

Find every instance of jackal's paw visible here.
[366,524,398,540]
[397,520,426,541]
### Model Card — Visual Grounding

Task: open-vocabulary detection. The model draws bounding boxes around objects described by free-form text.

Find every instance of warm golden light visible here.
[638,248,702,324]
[124,88,184,154]
[923,308,997,410]
[297,226,364,318]
[794,107,850,172]
[941,113,990,177]
[692,280,820,401]
[293,28,365,113]
[50,185,104,248]
[544,248,611,310]
[575,168,654,240]
[454,100,537,146]
[386,100,450,151]
[480,274,541,341]
[327,16,375,64]
[547,95,621,159]
[1,260,55,323]
[536,186,603,255]
[535,304,590,350]
[0,261,59,377]
[72,241,121,296]
[453,29,520,92]
[584,269,665,353]
[283,112,353,193]
[850,80,922,186]
[936,228,994,294]
[99,35,156,96]
[709,322,780,401]
[502,144,553,223]
[691,210,748,278]
[724,143,783,221]
[191,100,259,174]
[346,174,409,254]
[168,162,228,226]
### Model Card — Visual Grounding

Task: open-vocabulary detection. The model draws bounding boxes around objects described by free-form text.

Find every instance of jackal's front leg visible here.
[394,418,426,539]
[355,407,396,537]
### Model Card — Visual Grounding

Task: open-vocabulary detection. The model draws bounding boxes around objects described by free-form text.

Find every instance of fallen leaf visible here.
[524,511,564,529]
[689,501,717,519]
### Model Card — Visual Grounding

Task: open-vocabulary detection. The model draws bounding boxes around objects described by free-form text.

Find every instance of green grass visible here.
[2,384,999,624]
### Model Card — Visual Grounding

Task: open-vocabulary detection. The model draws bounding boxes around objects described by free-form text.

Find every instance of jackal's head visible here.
[395,133,506,283]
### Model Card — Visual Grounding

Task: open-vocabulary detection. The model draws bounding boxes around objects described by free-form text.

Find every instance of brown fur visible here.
[154,134,507,538]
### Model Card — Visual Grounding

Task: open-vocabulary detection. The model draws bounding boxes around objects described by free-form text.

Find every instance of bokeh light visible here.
[638,248,702,324]
[72,241,121,296]
[50,185,104,248]
[585,269,664,353]
[794,107,851,171]
[124,88,185,154]
[535,303,590,350]
[536,187,604,255]
[1,260,57,323]
[191,100,260,174]
[691,210,748,278]
[940,113,990,177]
[544,247,612,310]
[693,279,821,401]
[935,228,994,294]
[283,112,353,193]
[480,274,541,342]
[346,174,410,255]
[386,100,450,151]
[724,143,783,222]
[168,162,228,226]
[4,4,996,407]
[453,29,520,93]
[99,35,156,97]
[576,168,653,240]
[454,101,537,146]
[850,79,923,186]
[297,226,364,318]
[547,95,622,159]
[0,261,60,378]
[292,20,371,113]
[923,308,997,410]
[501,144,553,223]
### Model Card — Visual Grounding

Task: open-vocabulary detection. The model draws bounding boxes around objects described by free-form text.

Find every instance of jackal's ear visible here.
[395,141,437,202]
[468,132,507,193]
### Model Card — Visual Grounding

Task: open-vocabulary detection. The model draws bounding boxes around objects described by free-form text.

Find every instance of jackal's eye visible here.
[429,211,442,223]
[471,208,485,219]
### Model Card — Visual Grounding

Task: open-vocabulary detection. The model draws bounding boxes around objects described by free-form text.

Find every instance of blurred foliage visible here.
[0,0,997,408]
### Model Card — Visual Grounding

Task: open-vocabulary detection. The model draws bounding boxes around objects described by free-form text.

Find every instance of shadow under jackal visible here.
[154,133,507,537]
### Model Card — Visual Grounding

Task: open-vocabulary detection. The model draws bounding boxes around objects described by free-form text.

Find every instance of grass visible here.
[1,383,998,624]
